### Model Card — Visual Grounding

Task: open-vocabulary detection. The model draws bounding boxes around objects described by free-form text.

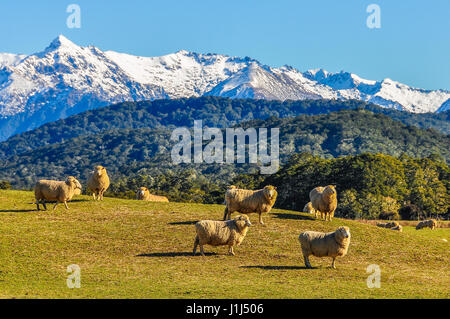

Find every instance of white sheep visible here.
[87,165,110,200]
[298,226,351,269]
[303,202,317,218]
[34,176,82,210]
[223,185,277,225]
[193,215,252,256]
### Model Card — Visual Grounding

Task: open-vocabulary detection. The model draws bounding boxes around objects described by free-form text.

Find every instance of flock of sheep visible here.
[31,165,438,269]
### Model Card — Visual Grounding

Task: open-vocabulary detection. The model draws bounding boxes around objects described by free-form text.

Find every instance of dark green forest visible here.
[0,97,448,220]
[1,97,449,160]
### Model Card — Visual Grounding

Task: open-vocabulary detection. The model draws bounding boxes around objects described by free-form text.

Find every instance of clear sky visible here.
[0,0,448,90]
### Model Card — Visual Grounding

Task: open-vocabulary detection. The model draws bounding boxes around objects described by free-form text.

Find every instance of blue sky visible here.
[0,0,448,90]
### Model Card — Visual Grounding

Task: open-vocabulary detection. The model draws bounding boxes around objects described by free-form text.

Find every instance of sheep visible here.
[376,221,400,229]
[416,219,438,230]
[136,187,169,202]
[87,165,110,201]
[193,215,252,256]
[223,185,277,225]
[303,202,318,218]
[298,226,351,269]
[309,185,337,221]
[390,224,403,232]
[34,176,82,211]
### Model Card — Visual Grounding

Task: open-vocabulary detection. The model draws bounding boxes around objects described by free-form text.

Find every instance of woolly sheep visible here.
[303,202,318,218]
[298,226,351,269]
[136,187,169,202]
[416,219,437,230]
[193,215,252,256]
[309,185,337,221]
[87,165,110,201]
[223,185,277,225]
[34,176,82,210]
[376,221,399,229]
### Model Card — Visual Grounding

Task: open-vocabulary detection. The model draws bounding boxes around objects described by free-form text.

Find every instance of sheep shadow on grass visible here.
[240,265,313,270]
[136,252,217,257]
[272,212,315,221]
[168,221,198,226]
[0,209,37,213]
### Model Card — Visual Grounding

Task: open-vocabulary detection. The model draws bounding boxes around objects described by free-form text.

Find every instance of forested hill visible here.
[0,97,449,160]
[1,108,448,189]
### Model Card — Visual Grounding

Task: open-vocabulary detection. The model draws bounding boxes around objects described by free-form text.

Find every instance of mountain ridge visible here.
[0,35,449,141]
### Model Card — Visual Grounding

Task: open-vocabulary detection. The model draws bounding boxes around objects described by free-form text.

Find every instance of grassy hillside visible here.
[0,190,448,299]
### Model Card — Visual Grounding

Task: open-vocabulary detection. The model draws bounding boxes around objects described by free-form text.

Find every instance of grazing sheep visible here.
[298,226,351,269]
[136,187,169,202]
[303,202,318,218]
[391,224,403,232]
[416,219,438,230]
[34,176,82,211]
[376,221,400,229]
[309,185,337,221]
[87,165,110,201]
[193,215,252,256]
[223,185,277,225]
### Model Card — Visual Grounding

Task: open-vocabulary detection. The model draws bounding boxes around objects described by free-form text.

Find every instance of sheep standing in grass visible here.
[136,187,169,202]
[223,185,277,225]
[416,219,438,230]
[303,202,318,218]
[34,176,82,210]
[376,221,399,229]
[193,215,251,256]
[309,185,337,221]
[87,165,110,201]
[298,226,351,269]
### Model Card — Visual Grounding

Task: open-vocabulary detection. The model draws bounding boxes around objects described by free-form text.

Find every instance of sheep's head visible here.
[235,214,252,230]
[138,187,149,197]
[324,185,337,198]
[228,185,237,190]
[94,165,107,177]
[263,185,278,203]
[335,226,351,242]
[66,176,82,190]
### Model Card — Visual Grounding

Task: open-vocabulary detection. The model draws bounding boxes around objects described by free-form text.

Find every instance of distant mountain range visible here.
[0,35,449,141]
[0,98,448,189]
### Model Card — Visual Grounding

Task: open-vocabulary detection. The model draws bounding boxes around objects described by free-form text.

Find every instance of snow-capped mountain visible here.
[0,35,448,141]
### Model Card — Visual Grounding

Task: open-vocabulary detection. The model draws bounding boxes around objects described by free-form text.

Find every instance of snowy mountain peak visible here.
[0,35,448,141]
[45,34,79,52]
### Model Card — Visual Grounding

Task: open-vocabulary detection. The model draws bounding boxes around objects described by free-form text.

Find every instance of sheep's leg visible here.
[200,245,205,256]
[36,200,40,211]
[92,193,97,200]
[100,191,104,201]
[259,213,265,225]
[304,255,312,269]
[228,246,235,256]
[193,236,199,256]
[42,201,47,211]
[331,257,336,269]
[223,207,229,221]
[64,201,69,210]
[53,202,59,210]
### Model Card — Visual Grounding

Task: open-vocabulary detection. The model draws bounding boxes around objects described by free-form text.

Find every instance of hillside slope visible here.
[1,97,449,161]
[0,190,448,298]
[1,109,449,189]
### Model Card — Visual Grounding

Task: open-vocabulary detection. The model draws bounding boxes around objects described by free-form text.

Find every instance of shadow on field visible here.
[272,213,315,221]
[0,209,36,213]
[137,252,217,257]
[69,199,90,203]
[168,221,198,225]
[240,265,311,270]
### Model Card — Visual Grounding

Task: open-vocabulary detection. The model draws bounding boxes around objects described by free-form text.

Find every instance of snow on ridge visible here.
[0,34,449,141]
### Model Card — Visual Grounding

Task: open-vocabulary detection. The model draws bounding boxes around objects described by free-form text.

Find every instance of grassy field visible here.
[0,189,448,299]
